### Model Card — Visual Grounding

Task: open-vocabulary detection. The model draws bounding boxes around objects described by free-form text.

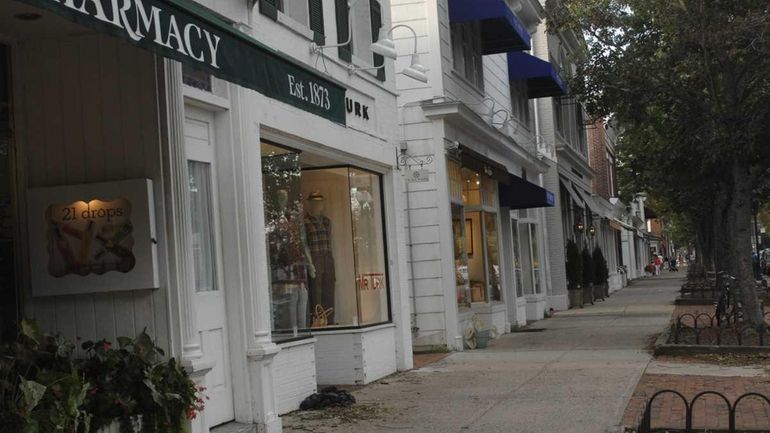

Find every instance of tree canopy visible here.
[550,0,770,327]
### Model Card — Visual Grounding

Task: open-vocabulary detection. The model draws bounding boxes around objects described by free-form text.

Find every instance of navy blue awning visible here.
[449,0,531,54]
[499,175,555,210]
[508,52,567,98]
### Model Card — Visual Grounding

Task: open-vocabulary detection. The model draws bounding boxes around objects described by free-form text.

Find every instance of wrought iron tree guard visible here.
[636,390,770,433]
[670,312,770,346]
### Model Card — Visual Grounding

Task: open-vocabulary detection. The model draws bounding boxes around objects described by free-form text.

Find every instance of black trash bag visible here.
[299,386,356,410]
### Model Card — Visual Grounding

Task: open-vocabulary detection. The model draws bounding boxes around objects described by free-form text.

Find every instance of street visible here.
[283,275,681,433]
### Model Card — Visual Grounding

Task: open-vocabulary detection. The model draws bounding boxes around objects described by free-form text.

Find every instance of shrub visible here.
[565,240,583,290]
[581,246,594,287]
[0,321,205,433]
[592,246,609,286]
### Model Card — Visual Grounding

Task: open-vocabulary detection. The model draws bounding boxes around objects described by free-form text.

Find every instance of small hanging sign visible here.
[406,169,430,183]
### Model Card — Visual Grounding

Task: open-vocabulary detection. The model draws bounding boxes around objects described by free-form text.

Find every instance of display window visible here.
[261,141,390,340]
[450,165,503,305]
[513,218,543,296]
[511,220,524,297]
[452,204,470,306]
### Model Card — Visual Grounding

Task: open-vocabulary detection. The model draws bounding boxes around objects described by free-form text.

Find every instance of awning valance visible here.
[448,0,531,54]
[507,52,567,98]
[17,0,347,124]
[499,175,555,209]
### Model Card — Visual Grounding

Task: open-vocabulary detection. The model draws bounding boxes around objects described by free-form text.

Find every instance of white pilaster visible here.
[162,59,204,362]
[234,85,282,432]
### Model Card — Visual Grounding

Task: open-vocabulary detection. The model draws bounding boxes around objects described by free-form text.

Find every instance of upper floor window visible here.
[451,21,484,91]
[334,0,385,80]
[259,0,326,45]
[510,80,533,131]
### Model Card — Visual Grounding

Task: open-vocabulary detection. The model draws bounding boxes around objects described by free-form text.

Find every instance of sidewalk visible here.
[282,274,681,433]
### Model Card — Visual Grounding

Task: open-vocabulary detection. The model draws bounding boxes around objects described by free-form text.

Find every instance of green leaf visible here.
[19,378,46,412]
[117,337,132,349]
[22,418,40,433]
[20,320,41,344]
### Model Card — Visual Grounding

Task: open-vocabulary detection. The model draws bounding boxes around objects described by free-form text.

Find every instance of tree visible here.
[550,0,770,328]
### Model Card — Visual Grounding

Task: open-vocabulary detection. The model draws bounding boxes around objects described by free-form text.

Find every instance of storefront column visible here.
[235,86,281,433]
[161,59,210,432]
[161,59,204,363]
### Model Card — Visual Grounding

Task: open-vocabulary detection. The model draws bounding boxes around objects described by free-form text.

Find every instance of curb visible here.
[653,325,770,356]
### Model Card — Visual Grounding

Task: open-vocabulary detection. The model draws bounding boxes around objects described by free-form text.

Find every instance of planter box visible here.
[582,285,594,305]
[568,289,583,308]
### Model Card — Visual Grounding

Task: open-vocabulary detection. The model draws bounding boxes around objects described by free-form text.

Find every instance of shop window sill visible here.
[276,335,317,348]
[308,322,395,335]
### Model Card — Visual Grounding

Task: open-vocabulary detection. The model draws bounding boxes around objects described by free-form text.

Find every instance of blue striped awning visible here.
[448,0,531,54]
[508,52,567,98]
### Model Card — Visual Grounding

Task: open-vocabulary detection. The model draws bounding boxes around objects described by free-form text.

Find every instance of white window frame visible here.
[451,21,484,91]
[184,107,226,295]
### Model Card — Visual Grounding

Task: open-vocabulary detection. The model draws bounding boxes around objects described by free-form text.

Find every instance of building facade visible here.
[391,0,564,350]
[533,0,593,309]
[0,0,424,431]
[587,119,626,292]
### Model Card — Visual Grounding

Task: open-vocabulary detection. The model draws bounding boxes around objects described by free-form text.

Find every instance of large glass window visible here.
[511,219,523,297]
[261,142,390,339]
[529,224,542,294]
[485,213,501,301]
[452,205,470,306]
[452,167,502,305]
[519,223,534,295]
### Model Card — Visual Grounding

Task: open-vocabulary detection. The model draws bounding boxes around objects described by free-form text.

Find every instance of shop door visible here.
[0,44,17,343]
[184,107,234,427]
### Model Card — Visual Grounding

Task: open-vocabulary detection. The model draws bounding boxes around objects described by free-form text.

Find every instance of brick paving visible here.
[622,373,770,431]
[412,352,449,369]
[621,289,770,431]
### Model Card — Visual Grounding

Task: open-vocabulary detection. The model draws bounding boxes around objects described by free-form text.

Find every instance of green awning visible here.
[16,0,347,124]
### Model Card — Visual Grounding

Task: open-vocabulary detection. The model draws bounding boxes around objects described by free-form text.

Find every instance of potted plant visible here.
[565,240,583,308]
[592,245,609,300]
[581,246,595,305]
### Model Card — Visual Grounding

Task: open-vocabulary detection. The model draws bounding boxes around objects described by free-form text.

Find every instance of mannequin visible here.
[304,191,336,324]
[268,188,309,331]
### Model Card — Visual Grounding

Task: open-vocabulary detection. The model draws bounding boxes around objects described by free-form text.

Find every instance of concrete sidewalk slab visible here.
[282,276,682,433]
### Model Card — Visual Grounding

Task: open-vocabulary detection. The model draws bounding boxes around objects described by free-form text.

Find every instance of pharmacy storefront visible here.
[1,0,409,432]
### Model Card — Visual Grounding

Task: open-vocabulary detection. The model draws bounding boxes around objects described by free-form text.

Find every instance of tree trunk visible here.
[719,162,764,329]
[692,215,715,278]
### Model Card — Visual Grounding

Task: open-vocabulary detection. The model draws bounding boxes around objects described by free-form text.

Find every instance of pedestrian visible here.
[653,255,662,276]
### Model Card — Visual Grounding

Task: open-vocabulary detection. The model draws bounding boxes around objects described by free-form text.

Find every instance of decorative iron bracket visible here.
[397,152,433,170]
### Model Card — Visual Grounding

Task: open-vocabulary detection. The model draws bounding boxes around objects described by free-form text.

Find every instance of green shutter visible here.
[369,0,385,81]
[308,0,325,45]
[259,0,278,21]
[335,0,352,62]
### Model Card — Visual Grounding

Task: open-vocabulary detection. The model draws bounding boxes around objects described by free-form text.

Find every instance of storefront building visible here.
[587,119,626,293]
[391,0,559,350]
[1,0,415,431]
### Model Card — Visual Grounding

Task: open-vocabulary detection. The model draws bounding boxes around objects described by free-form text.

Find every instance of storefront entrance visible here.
[0,43,17,343]
[185,106,234,427]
